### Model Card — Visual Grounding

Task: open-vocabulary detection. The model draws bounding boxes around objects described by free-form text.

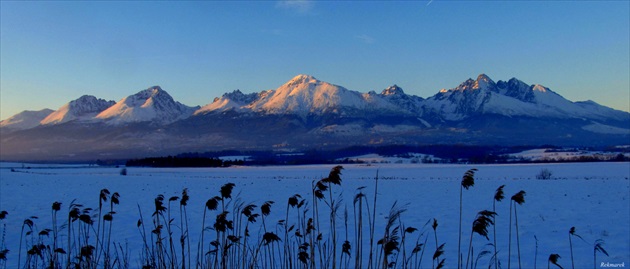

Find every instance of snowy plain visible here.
[0,162,628,268]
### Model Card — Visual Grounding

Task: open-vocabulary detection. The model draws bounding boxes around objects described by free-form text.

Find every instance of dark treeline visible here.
[178,144,526,164]
[126,156,244,167]
[123,145,629,167]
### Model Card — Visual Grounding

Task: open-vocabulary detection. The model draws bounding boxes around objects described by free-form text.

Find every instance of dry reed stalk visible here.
[594,239,609,269]
[493,185,505,269]
[459,168,477,269]
[511,190,526,269]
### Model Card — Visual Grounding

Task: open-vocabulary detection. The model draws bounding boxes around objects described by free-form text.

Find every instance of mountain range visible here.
[1,74,629,161]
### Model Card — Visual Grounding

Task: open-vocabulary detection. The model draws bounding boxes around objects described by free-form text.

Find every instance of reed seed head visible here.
[298,251,309,264]
[341,240,352,257]
[594,239,609,257]
[206,196,221,211]
[549,254,563,268]
[314,190,324,200]
[79,214,93,225]
[412,243,423,254]
[436,259,445,269]
[472,210,496,240]
[69,207,80,221]
[323,165,343,185]
[405,227,418,234]
[100,189,110,202]
[307,218,315,234]
[315,180,328,191]
[494,185,505,202]
[511,190,526,205]
[247,213,259,223]
[220,183,236,199]
[262,232,281,245]
[180,188,189,206]
[353,192,365,205]
[288,194,301,207]
[261,201,274,216]
[23,218,34,229]
[52,202,62,212]
[154,195,167,214]
[461,168,477,190]
[111,192,120,205]
[104,212,115,222]
[433,243,445,260]
[38,228,51,237]
[241,204,257,217]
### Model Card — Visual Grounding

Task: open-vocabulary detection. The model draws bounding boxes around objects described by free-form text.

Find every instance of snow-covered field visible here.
[0,162,628,268]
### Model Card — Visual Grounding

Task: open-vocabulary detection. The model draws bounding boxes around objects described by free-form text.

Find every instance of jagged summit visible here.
[195,74,405,115]
[287,74,318,84]
[2,73,629,131]
[448,73,496,92]
[195,89,260,114]
[96,86,197,124]
[423,73,630,121]
[2,74,629,161]
[475,73,495,89]
[381,85,405,96]
[249,74,354,113]
[41,95,115,125]
[247,74,404,114]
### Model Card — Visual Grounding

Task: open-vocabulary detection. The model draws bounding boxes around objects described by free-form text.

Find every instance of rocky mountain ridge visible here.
[1,74,628,161]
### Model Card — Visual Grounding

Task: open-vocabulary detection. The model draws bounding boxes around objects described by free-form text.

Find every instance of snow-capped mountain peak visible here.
[377,85,424,114]
[532,84,548,93]
[446,74,497,93]
[0,109,54,130]
[195,89,260,114]
[247,74,399,114]
[3,73,628,138]
[248,74,343,113]
[96,86,197,124]
[474,73,496,90]
[423,73,630,122]
[381,85,405,96]
[41,95,115,125]
[287,74,318,85]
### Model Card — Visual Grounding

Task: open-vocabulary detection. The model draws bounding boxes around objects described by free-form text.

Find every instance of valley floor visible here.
[0,162,628,268]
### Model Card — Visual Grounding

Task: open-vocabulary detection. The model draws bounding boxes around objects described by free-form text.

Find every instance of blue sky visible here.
[1,1,629,119]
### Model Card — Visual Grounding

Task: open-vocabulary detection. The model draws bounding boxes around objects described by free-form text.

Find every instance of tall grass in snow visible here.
[368,169,379,269]
[10,189,125,269]
[433,243,446,269]
[507,190,525,269]
[465,210,496,269]
[353,186,366,269]
[459,168,477,269]
[377,202,406,268]
[567,226,587,269]
[510,190,526,269]
[431,218,440,269]
[0,211,8,268]
[492,185,505,269]
[0,165,621,269]
[594,239,609,269]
